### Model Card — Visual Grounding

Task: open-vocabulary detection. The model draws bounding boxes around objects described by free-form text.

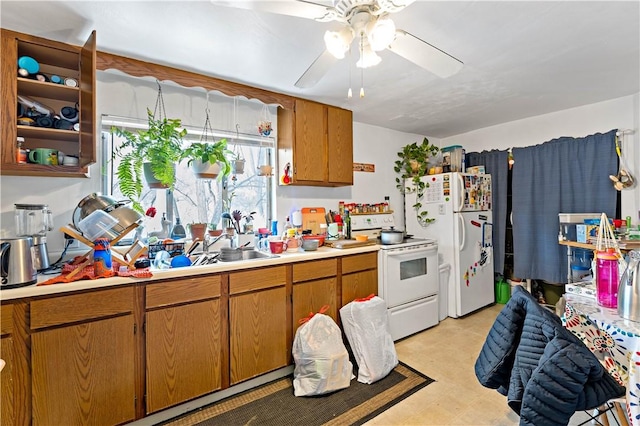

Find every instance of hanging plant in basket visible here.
[394,137,440,225]
[112,82,186,213]
[182,108,232,180]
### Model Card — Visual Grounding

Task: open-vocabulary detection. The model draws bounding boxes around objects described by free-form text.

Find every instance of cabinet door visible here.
[1,336,14,425]
[31,314,136,425]
[0,29,96,177]
[293,99,326,183]
[230,286,288,384]
[342,269,378,306]
[79,30,96,166]
[293,278,337,331]
[146,299,221,413]
[327,105,353,185]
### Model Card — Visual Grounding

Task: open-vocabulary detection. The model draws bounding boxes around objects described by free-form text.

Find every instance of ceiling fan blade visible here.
[295,50,339,88]
[211,0,339,22]
[388,29,463,78]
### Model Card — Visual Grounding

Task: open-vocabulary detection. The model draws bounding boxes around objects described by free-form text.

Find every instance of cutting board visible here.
[324,239,377,249]
[301,207,326,235]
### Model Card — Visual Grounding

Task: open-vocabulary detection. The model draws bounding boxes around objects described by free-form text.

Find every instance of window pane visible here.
[104,128,272,241]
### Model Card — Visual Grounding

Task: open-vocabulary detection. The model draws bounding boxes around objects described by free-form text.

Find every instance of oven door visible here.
[379,244,439,308]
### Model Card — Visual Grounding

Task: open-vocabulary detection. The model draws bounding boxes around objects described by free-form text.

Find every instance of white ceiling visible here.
[2,1,639,138]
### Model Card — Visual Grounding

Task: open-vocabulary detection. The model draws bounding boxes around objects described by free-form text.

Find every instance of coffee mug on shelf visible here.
[28,148,58,165]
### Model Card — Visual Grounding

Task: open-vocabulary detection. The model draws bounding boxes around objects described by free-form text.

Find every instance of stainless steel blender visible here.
[14,204,53,271]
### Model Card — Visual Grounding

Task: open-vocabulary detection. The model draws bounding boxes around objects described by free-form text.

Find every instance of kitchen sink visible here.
[217,249,279,262]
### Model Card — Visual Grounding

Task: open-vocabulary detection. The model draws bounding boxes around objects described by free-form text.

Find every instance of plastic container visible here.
[571,248,593,269]
[78,209,119,241]
[495,279,510,304]
[571,265,591,282]
[595,250,619,308]
[93,238,112,269]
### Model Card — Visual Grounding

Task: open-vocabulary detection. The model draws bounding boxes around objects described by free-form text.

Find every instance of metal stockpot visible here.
[380,228,405,245]
[618,250,640,322]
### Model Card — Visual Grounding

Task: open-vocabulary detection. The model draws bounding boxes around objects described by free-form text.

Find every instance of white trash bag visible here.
[292,306,353,396]
[340,295,398,384]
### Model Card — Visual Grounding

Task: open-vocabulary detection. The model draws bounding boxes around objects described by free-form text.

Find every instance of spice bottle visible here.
[16,137,26,163]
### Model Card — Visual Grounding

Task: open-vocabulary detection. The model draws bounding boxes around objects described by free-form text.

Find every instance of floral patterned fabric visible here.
[563,293,640,425]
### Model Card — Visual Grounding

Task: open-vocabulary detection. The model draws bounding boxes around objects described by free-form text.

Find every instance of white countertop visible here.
[0,245,380,301]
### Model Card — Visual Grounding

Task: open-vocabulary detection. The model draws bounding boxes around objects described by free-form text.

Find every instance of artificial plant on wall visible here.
[394,137,440,225]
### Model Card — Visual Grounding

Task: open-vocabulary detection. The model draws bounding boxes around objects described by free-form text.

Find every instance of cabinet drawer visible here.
[1,304,13,336]
[342,252,378,274]
[292,259,337,283]
[31,286,134,330]
[146,275,221,309]
[229,266,286,295]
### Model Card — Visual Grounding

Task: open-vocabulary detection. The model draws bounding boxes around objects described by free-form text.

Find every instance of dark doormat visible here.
[161,361,434,426]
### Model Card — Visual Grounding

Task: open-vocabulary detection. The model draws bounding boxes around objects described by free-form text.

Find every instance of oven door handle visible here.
[383,246,438,257]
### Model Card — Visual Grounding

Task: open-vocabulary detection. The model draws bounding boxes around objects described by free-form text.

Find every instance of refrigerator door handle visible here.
[456,173,465,211]
[458,214,466,250]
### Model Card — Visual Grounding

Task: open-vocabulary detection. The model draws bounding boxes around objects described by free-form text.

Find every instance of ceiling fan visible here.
[212,0,464,88]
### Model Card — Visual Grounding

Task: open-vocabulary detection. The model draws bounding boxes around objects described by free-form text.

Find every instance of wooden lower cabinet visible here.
[145,276,223,414]
[229,266,288,384]
[292,259,338,331]
[1,303,15,426]
[2,252,379,425]
[31,314,136,425]
[30,287,136,426]
[341,253,379,305]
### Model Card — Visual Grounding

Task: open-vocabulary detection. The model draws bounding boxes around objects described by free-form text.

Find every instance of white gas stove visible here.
[350,213,436,249]
[351,213,440,341]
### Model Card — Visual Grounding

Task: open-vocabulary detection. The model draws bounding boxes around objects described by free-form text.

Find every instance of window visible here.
[101,116,275,242]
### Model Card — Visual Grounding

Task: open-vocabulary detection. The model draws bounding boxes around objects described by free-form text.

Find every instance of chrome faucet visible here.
[203,232,228,252]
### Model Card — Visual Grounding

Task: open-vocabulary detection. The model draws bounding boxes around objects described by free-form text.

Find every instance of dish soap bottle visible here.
[171,217,186,239]
[282,216,293,238]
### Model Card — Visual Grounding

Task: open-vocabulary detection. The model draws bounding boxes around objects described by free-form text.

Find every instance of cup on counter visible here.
[269,240,288,254]
[286,237,299,252]
[28,148,58,165]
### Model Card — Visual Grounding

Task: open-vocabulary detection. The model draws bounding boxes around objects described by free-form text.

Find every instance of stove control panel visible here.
[350,213,395,231]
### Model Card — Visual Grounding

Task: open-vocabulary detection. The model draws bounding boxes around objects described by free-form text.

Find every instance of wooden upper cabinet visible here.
[327,105,353,185]
[0,29,96,177]
[278,98,353,187]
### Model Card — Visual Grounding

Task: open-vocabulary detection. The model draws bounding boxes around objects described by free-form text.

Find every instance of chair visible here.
[475,285,626,426]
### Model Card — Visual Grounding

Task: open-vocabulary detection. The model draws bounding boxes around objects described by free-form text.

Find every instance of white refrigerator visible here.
[405,173,494,318]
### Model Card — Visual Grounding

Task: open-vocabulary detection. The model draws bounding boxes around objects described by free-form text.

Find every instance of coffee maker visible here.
[14,204,53,271]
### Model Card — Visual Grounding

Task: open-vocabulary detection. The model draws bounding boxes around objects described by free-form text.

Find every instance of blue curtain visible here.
[466,150,509,275]
[512,130,618,283]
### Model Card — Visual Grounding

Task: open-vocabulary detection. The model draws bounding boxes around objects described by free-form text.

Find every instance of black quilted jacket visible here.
[474,285,625,426]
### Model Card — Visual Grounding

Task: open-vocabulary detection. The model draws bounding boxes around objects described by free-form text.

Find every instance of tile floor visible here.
[366,303,622,426]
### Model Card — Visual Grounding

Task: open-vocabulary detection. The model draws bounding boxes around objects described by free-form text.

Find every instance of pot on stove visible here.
[380,227,405,245]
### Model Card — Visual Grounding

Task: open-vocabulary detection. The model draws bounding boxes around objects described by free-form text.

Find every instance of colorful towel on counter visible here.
[38,257,152,285]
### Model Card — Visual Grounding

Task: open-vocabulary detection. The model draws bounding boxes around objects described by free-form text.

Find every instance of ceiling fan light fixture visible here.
[324,27,354,59]
[356,42,381,68]
[366,17,396,51]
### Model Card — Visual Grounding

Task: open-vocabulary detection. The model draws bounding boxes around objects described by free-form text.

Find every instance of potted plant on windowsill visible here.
[112,108,187,213]
[394,137,440,226]
[182,138,233,180]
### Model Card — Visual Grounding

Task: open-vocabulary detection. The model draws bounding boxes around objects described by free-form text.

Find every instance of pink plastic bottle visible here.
[596,249,619,308]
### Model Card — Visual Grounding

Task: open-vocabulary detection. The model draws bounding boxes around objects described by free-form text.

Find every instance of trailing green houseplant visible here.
[394,137,440,226]
[182,138,233,179]
[112,108,187,213]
